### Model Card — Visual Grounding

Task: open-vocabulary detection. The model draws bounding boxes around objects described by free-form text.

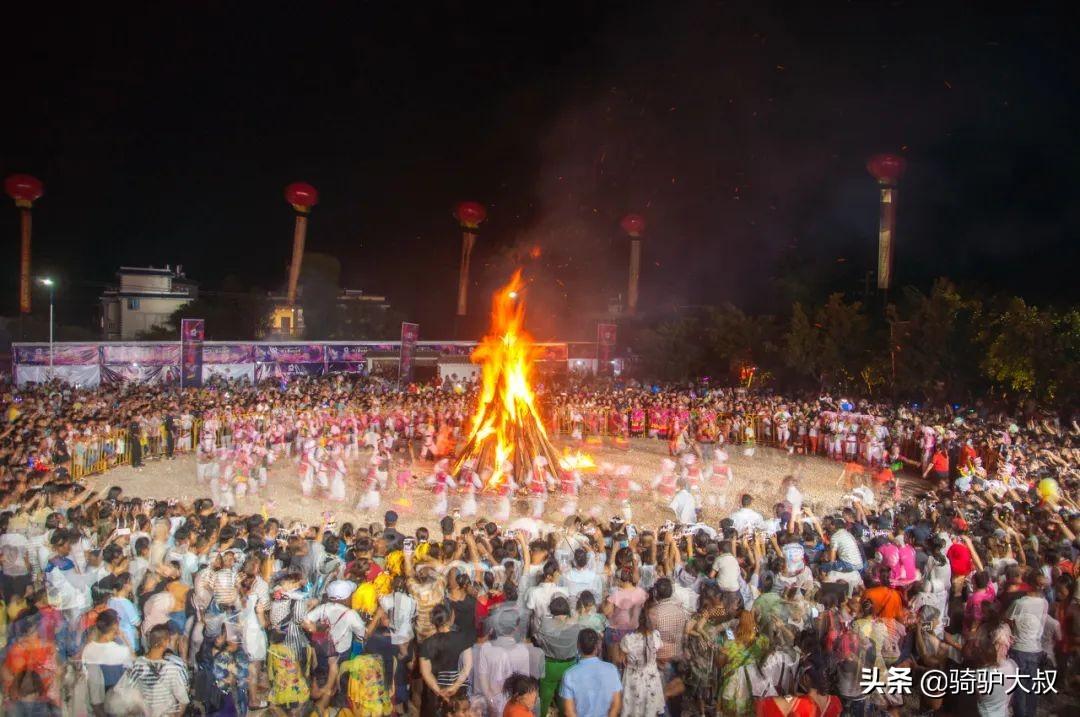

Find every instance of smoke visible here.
[483,0,1039,328]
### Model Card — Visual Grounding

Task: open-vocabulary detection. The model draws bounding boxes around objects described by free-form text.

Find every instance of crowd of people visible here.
[0,374,1077,717]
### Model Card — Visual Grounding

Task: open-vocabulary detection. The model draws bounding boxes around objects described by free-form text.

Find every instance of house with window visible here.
[99,265,197,340]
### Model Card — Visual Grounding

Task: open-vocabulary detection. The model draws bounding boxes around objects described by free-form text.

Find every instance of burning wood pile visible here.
[454,271,588,490]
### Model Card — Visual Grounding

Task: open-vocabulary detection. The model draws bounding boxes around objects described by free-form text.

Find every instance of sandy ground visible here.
[85,439,921,533]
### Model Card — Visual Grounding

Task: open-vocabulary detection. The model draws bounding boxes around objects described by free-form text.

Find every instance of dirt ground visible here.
[85,438,917,533]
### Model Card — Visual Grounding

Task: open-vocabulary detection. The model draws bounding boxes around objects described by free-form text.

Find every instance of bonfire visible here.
[454,271,587,489]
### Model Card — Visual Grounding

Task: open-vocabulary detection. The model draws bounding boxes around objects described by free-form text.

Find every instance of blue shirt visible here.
[108,596,141,652]
[559,656,622,717]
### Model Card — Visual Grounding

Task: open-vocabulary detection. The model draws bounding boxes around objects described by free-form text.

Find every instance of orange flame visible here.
[458,270,551,487]
[560,448,597,471]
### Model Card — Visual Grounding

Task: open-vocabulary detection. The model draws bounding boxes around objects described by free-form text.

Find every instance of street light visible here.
[39,277,54,366]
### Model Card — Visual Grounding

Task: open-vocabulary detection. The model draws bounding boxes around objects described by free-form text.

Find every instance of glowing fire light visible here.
[455,270,582,490]
[560,448,597,472]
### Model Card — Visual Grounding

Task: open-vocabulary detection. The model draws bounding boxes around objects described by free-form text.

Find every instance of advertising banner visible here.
[399,322,419,384]
[101,364,180,385]
[202,364,255,383]
[254,343,325,364]
[254,362,324,382]
[418,343,475,357]
[180,318,205,387]
[326,361,367,374]
[202,343,256,365]
[324,344,370,362]
[14,343,100,366]
[101,344,181,366]
[15,365,101,387]
[533,343,569,362]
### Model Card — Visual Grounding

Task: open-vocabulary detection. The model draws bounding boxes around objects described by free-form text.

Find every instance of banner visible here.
[533,343,569,362]
[324,344,371,362]
[101,364,180,385]
[15,365,101,387]
[14,343,99,366]
[202,364,255,383]
[101,344,181,366]
[417,343,475,357]
[399,322,419,384]
[202,343,255,365]
[254,362,324,382]
[327,361,368,374]
[254,343,325,364]
[597,323,617,376]
[181,318,205,388]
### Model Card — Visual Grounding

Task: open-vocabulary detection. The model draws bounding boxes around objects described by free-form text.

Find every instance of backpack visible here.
[309,606,348,656]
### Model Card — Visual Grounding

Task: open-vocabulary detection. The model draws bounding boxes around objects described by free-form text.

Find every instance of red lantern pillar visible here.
[283,182,319,318]
[866,155,906,290]
[5,174,45,314]
[620,214,646,314]
[454,201,486,317]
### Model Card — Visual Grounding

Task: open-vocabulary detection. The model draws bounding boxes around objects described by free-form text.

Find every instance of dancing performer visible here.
[492,461,516,522]
[559,467,582,517]
[527,457,552,518]
[216,452,237,511]
[458,460,483,517]
[233,449,252,499]
[298,440,315,497]
[395,460,412,491]
[329,445,347,502]
[652,458,678,499]
[196,436,214,485]
[712,449,733,488]
[428,458,456,516]
[357,465,381,511]
[420,425,437,461]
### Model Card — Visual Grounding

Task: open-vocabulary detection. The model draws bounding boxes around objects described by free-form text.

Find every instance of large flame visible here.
[455,270,570,489]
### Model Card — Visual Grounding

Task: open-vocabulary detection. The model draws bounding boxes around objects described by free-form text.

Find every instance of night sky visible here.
[3,1,1077,339]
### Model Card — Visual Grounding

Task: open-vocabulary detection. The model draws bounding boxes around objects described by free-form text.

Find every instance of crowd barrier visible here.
[59,407,999,483]
[548,407,1001,473]
[66,420,205,479]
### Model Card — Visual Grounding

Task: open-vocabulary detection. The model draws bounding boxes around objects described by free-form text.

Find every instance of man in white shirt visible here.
[711,534,741,592]
[473,610,544,717]
[1007,577,1049,717]
[303,580,368,658]
[729,494,765,534]
[524,560,568,634]
[669,479,698,525]
[83,609,135,711]
[560,548,605,604]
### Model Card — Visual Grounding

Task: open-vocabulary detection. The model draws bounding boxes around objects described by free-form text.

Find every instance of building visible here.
[100,265,197,340]
[264,288,391,338]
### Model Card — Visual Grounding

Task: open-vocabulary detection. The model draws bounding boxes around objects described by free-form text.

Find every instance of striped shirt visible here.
[127,654,190,714]
[211,567,240,607]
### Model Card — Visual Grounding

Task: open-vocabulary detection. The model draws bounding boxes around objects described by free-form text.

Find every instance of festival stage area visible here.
[83,438,922,533]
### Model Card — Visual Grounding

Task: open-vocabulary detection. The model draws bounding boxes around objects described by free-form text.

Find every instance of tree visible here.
[890,278,981,400]
[783,302,822,386]
[332,299,404,340]
[139,279,272,340]
[979,298,1078,403]
[636,317,707,381]
[702,304,778,379]
[782,294,870,391]
[298,252,342,339]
